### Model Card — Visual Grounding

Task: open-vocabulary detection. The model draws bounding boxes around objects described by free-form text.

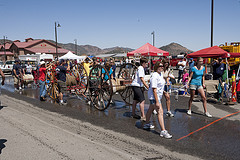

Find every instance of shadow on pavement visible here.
[0,139,7,154]
[135,121,160,136]
[0,105,7,110]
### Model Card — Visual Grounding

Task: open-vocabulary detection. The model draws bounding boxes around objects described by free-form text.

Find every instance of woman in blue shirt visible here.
[102,62,113,81]
[187,57,212,117]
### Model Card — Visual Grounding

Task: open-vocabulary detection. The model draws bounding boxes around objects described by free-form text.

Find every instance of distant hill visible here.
[48,40,132,55]
[0,39,193,56]
[103,47,134,54]
[160,42,193,56]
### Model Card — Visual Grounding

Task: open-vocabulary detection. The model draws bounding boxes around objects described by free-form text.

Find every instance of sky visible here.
[0,0,240,51]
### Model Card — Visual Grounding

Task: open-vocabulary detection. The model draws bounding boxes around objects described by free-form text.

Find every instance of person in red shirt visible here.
[39,61,52,101]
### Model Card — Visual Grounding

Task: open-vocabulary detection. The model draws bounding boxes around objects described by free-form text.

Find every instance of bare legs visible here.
[188,88,207,113]
[59,92,63,101]
[163,91,170,112]
[132,100,145,118]
[145,103,166,131]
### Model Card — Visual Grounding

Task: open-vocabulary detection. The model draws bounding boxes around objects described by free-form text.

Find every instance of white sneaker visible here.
[19,87,22,90]
[143,123,155,129]
[140,116,146,122]
[59,101,67,105]
[187,110,192,115]
[153,109,157,115]
[160,130,172,139]
[205,112,212,118]
[166,111,174,117]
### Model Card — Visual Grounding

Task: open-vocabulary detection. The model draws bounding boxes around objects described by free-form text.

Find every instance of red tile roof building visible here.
[0,38,72,61]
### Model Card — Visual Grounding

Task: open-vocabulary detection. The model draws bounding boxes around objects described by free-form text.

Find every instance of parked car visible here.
[0,60,15,73]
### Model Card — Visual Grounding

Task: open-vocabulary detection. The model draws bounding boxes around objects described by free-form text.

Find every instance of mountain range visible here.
[53,41,193,56]
[0,39,193,56]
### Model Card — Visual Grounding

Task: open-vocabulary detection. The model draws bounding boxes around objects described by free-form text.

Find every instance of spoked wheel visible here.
[48,83,59,100]
[46,67,59,101]
[76,64,88,95]
[117,63,137,105]
[88,64,113,111]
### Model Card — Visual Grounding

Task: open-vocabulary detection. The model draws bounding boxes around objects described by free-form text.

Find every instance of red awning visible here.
[229,52,240,58]
[127,43,169,57]
[187,46,230,58]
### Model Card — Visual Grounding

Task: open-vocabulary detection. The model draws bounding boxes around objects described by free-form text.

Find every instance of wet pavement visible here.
[1,76,240,160]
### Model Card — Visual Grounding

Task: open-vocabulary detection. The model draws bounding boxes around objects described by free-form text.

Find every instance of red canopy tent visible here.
[127,43,169,57]
[187,46,230,58]
[187,45,231,82]
[229,52,240,58]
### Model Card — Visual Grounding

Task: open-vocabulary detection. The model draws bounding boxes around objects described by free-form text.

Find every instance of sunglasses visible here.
[159,65,164,67]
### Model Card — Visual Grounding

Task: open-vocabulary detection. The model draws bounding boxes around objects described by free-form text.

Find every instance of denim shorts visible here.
[149,99,161,105]
[164,85,171,92]
[189,84,203,90]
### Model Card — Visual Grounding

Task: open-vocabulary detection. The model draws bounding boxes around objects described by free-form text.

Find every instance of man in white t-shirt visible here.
[131,57,149,120]
[177,58,186,83]
[25,62,32,74]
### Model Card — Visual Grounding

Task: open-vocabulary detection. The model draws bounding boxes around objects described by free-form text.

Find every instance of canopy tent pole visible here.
[226,58,229,83]
[237,63,240,81]
[168,57,171,67]
[149,53,151,74]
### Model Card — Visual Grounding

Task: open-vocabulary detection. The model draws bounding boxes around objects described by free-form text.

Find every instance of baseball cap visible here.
[40,61,45,65]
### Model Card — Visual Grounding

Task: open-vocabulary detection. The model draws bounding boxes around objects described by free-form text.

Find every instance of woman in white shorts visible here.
[144,61,172,139]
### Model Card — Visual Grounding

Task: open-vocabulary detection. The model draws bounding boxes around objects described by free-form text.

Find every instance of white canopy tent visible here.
[96,53,116,58]
[113,53,127,57]
[39,53,54,60]
[59,51,86,61]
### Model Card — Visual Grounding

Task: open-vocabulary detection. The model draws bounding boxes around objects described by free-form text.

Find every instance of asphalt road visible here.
[0,76,240,160]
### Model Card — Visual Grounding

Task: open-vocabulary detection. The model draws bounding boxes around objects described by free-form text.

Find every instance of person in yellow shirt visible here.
[82,57,92,76]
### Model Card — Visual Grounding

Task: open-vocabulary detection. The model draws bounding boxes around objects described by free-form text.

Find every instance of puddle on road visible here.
[2,76,240,159]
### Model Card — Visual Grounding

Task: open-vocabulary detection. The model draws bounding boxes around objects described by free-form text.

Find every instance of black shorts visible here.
[132,86,145,103]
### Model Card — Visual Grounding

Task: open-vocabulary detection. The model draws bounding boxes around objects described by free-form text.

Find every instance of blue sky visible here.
[0,0,240,51]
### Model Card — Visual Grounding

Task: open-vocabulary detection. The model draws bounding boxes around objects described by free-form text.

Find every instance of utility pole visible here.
[151,31,155,46]
[3,36,7,62]
[211,0,214,47]
[74,39,77,55]
[55,22,61,58]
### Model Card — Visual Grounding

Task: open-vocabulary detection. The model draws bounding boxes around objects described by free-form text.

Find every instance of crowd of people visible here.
[129,56,222,139]
[8,55,231,139]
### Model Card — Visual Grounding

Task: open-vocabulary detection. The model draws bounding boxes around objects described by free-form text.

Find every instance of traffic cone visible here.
[232,70,237,102]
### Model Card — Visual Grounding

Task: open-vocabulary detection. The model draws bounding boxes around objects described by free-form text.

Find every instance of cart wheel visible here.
[46,67,59,101]
[117,63,137,105]
[76,64,88,95]
[88,64,113,111]
[47,83,59,100]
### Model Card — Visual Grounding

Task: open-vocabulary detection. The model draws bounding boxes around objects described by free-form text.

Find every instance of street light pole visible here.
[74,39,77,55]
[3,36,7,62]
[55,22,61,58]
[151,31,155,46]
[211,0,214,47]
[209,0,214,74]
